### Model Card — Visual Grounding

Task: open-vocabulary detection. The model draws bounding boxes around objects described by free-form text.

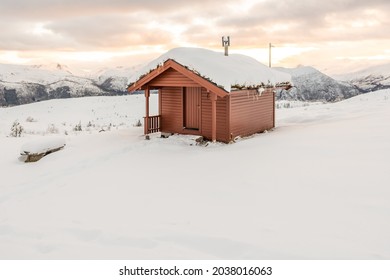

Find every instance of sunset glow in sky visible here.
[1,0,389,74]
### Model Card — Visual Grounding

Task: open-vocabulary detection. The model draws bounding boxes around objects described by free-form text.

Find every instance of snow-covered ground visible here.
[0,90,389,259]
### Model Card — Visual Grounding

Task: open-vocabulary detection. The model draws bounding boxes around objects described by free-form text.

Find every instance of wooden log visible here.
[20,136,66,163]
[23,145,65,163]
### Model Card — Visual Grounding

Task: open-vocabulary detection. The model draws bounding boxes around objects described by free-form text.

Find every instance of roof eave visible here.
[127,59,229,97]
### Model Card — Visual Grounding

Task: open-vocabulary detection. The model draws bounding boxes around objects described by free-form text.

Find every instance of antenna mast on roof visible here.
[222,36,230,56]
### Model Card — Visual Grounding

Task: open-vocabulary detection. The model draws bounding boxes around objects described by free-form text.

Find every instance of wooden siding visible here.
[160,87,183,133]
[149,68,200,87]
[201,88,230,142]
[230,89,275,139]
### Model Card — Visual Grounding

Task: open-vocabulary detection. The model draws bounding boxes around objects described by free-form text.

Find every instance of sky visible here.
[0,0,389,74]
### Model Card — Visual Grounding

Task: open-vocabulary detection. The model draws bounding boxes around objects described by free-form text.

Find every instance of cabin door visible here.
[183,87,201,130]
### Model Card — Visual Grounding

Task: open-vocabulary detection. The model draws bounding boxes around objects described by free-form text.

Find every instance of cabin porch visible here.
[143,86,219,142]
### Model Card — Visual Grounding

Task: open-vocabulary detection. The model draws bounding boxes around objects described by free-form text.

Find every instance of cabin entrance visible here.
[183,87,201,130]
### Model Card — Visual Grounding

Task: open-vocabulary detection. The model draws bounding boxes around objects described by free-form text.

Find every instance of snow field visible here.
[0,90,389,259]
[0,94,157,137]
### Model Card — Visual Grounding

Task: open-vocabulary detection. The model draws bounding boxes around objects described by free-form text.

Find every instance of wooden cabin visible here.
[127,48,291,143]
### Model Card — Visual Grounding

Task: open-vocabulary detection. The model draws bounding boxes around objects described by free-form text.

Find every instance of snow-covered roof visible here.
[128,47,291,92]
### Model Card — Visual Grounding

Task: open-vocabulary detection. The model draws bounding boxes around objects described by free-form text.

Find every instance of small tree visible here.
[134,119,142,127]
[73,121,82,132]
[10,120,23,137]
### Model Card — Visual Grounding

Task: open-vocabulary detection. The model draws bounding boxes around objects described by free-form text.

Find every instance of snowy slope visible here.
[1,90,389,259]
[335,63,390,92]
[276,66,360,101]
[128,47,291,92]
[0,63,72,84]
[0,95,152,137]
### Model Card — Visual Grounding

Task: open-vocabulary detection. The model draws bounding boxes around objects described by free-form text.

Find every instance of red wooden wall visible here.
[229,88,275,139]
[144,67,275,143]
[200,88,230,142]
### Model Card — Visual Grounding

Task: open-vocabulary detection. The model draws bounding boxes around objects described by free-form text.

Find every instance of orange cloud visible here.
[0,0,389,74]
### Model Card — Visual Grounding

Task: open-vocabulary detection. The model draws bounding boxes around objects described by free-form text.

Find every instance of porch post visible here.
[273,88,276,128]
[211,92,217,142]
[145,86,150,137]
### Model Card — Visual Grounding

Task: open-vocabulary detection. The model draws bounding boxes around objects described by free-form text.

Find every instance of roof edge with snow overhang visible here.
[127,59,229,97]
[127,47,292,93]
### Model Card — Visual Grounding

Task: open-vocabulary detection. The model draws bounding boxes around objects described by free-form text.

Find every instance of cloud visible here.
[213,0,390,45]
[45,15,177,49]
[0,0,227,20]
[0,0,389,71]
[0,0,229,51]
[3,0,389,49]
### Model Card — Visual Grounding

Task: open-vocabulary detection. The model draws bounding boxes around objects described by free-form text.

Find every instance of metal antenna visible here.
[222,36,230,56]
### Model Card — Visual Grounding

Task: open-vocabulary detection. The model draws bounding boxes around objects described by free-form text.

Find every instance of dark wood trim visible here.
[273,90,275,128]
[158,88,162,116]
[144,86,150,135]
[227,94,231,141]
[211,92,217,142]
[182,87,186,128]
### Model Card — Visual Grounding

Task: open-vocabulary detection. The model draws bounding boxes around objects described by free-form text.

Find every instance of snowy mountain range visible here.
[1,60,389,106]
[0,63,137,106]
[334,63,390,92]
[276,66,360,102]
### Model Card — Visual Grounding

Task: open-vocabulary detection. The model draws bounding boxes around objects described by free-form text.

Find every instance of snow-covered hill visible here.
[1,90,389,259]
[335,63,390,92]
[0,63,136,106]
[276,66,360,101]
[94,65,141,93]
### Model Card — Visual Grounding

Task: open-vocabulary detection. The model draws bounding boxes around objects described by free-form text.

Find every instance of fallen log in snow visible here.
[20,136,66,163]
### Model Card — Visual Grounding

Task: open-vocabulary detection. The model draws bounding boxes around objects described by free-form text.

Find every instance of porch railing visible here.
[144,115,161,134]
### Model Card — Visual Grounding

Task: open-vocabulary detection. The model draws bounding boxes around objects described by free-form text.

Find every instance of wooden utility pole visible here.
[269,43,274,67]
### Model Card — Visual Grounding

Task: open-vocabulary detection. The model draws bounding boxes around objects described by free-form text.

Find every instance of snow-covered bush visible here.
[26,116,37,122]
[276,102,291,109]
[10,120,24,137]
[46,124,59,134]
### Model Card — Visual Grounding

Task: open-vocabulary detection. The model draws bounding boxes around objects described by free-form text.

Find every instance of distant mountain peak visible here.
[276,65,360,101]
[336,63,390,92]
[0,62,131,106]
